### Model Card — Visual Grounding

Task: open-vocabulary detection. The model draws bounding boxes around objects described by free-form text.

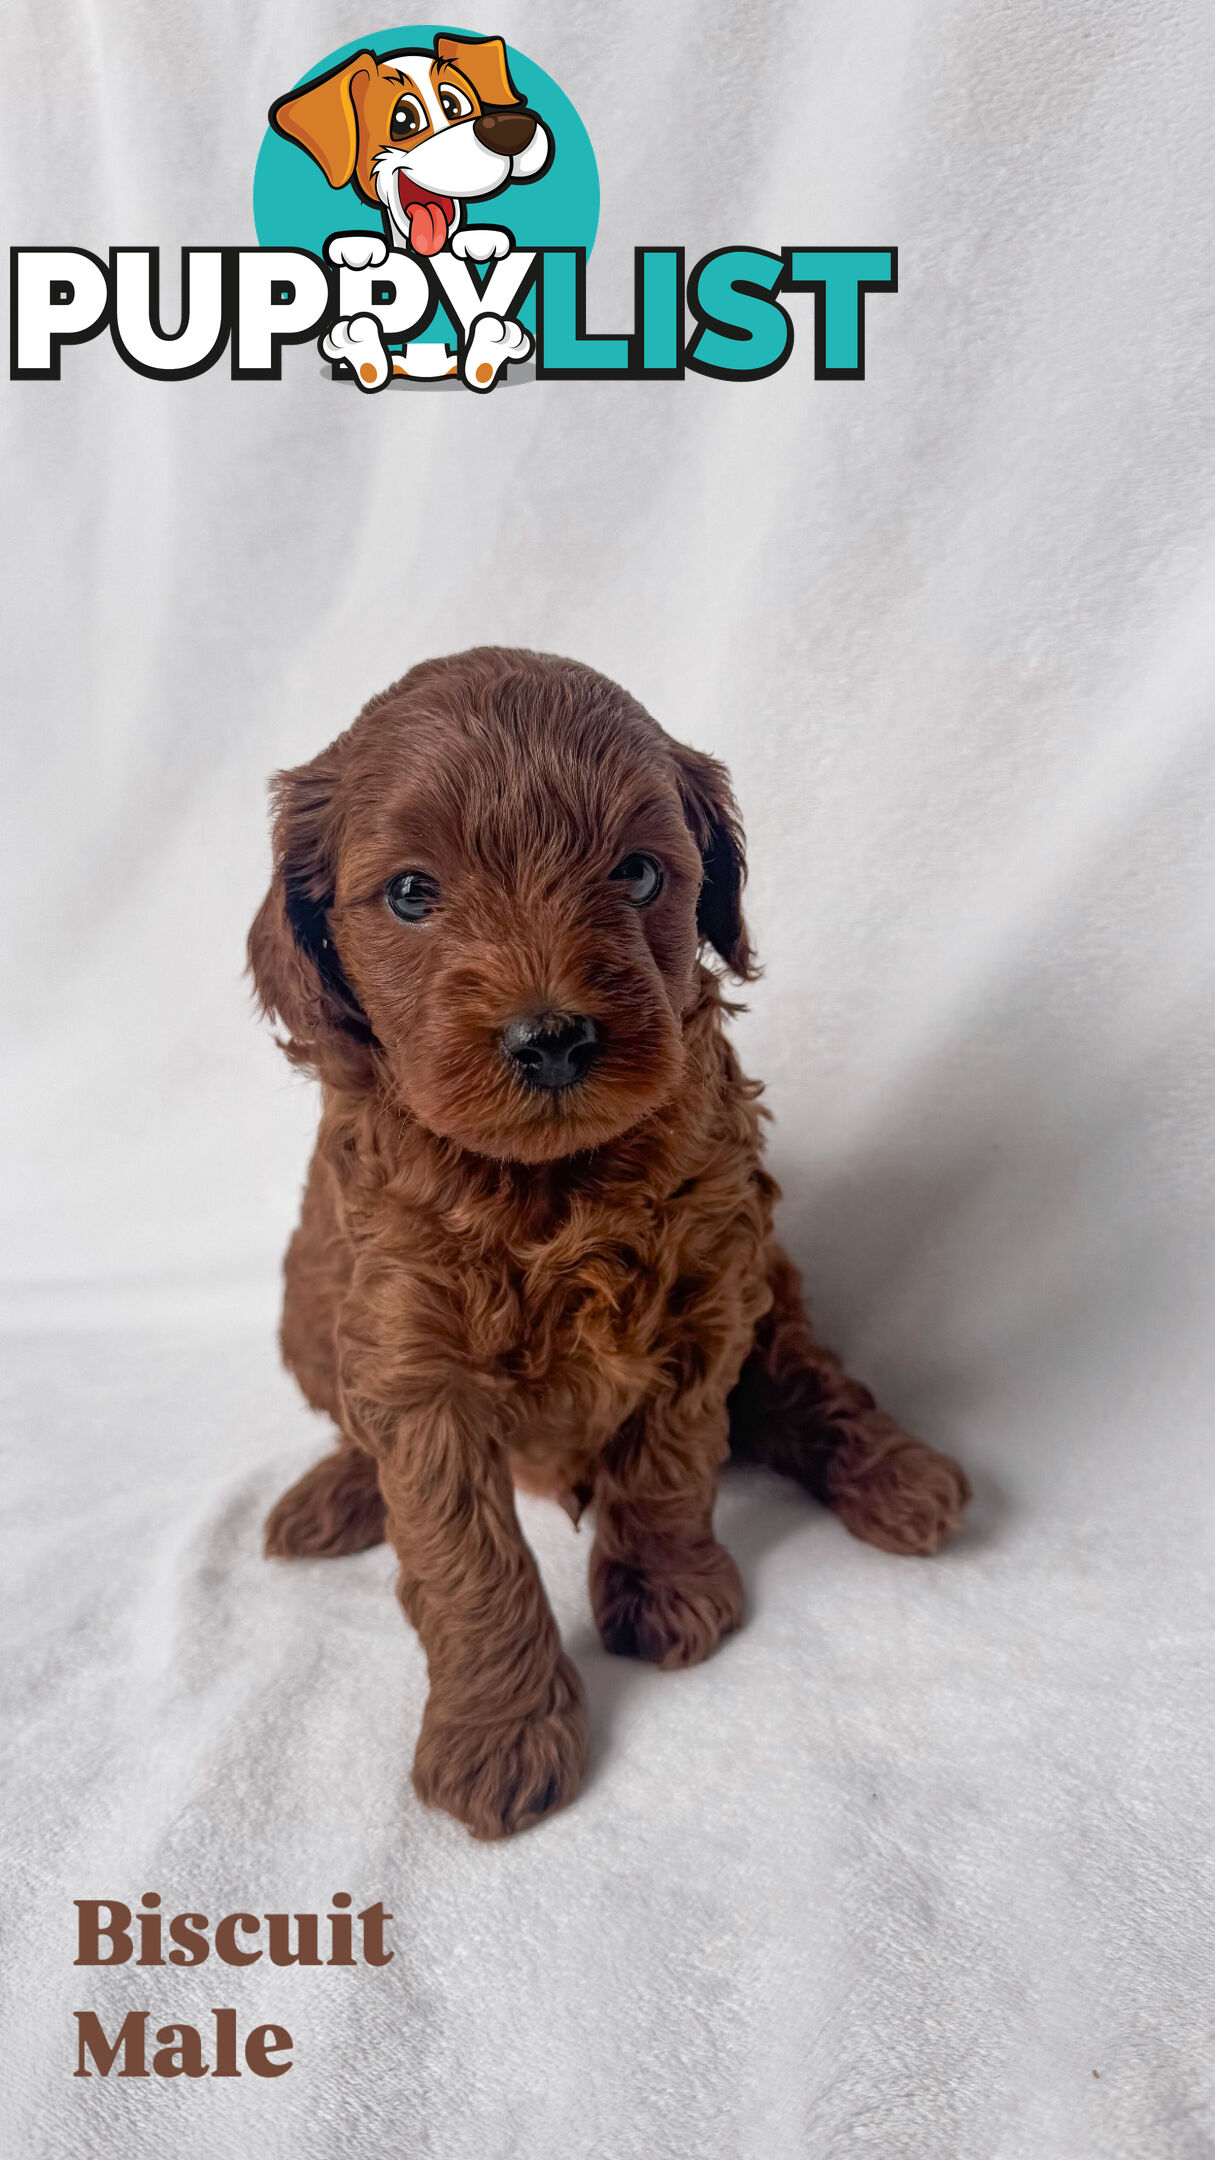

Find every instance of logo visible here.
[11,25,897,392]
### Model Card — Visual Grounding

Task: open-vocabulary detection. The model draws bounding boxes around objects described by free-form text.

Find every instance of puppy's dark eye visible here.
[385,871,439,921]
[609,853,663,906]
[390,96,426,140]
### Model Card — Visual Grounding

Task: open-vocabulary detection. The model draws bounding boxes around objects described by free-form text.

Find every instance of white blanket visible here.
[2,3,1213,2153]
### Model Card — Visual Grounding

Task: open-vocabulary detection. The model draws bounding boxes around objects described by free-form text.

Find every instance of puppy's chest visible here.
[446,1177,767,1444]
[478,1210,673,1389]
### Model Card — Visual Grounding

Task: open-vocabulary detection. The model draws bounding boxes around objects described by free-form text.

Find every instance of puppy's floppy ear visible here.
[247,744,375,1082]
[269,52,377,188]
[434,33,522,107]
[670,740,757,980]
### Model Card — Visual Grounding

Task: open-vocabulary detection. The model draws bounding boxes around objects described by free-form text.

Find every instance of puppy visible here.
[249,650,970,1838]
[271,35,549,391]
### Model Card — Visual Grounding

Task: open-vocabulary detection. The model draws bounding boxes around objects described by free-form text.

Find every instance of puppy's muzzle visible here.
[501,1013,599,1092]
[473,109,539,156]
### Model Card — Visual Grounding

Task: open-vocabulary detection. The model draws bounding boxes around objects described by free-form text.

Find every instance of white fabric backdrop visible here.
[3,3,1213,2154]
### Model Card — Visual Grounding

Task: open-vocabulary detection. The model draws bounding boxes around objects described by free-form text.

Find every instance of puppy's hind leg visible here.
[728,1248,970,1555]
[266,1158,385,1558]
[264,1442,386,1560]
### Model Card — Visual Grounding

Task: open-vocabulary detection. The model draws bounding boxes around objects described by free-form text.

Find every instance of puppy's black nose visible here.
[501,1013,598,1091]
[473,109,538,156]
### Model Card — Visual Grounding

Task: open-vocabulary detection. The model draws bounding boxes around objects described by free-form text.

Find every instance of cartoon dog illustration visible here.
[270,35,551,392]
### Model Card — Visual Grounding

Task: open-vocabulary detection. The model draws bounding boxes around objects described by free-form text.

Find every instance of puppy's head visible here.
[249,651,754,1164]
[270,36,552,255]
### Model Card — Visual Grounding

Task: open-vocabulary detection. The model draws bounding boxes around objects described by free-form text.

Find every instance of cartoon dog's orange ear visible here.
[269,51,377,188]
[434,33,523,108]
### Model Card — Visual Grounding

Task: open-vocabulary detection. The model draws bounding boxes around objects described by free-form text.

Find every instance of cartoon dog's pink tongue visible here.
[398,173,455,256]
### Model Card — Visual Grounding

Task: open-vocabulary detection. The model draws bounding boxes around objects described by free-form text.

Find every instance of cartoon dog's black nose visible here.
[501,1013,598,1091]
[473,109,538,156]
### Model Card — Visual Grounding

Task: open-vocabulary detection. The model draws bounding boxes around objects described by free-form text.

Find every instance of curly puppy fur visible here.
[250,648,970,1838]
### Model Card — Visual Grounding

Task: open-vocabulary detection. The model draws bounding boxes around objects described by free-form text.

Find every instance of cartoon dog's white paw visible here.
[450,227,512,265]
[325,232,389,272]
[322,313,392,392]
[462,311,533,391]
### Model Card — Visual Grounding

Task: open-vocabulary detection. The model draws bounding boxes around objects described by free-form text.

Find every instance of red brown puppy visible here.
[249,649,970,1839]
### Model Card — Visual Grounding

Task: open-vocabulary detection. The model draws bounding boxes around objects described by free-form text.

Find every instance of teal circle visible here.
[252,24,598,343]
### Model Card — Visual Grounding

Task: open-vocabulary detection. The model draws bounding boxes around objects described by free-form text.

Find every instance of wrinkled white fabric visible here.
[2,2,1213,2154]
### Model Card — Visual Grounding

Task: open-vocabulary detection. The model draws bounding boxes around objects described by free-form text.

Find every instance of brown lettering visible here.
[245,2022,294,2078]
[214,1913,262,1965]
[266,1912,321,1966]
[167,1912,210,1966]
[358,1902,393,1965]
[74,1901,132,1966]
[152,2023,209,2077]
[73,2009,148,2077]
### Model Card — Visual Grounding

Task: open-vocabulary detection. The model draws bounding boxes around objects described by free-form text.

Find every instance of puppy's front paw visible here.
[412,1655,588,1839]
[321,313,391,391]
[829,1435,971,1555]
[325,232,388,272]
[591,1543,744,1670]
[450,226,511,264]
[461,311,533,391]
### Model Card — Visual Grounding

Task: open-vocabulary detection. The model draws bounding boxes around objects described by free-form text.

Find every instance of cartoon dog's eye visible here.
[439,84,473,121]
[609,853,664,906]
[385,871,439,920]
[390,96,427,140]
